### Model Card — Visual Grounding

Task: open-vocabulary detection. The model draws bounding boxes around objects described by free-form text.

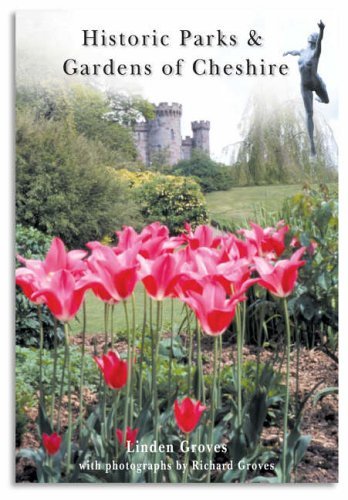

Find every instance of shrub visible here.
[117,170,209,234]
[172,150,234,193]
[16,111,141,248]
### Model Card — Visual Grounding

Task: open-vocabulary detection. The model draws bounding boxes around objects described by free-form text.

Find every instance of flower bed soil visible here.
[16,333,338,483]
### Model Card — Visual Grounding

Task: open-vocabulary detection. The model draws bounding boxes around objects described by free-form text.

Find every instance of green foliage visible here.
[16,345,100,403]
[105,91,156,126]
[212,184,338,351]
[16,110,141,248]
[173,150,234,193]
[284,185,338,349]
[134,173,209,234]
[68,84,138,163]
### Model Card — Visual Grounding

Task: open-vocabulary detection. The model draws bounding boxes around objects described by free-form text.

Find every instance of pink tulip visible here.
[16,237,87,304]
[240,222,289,259]
[254,247,306,298]
[83,244,140,303]
[17,237,87,278]
[183,278,246,336]
[31,269,88,322]
[173,223,221,250]
[139,252,184,301]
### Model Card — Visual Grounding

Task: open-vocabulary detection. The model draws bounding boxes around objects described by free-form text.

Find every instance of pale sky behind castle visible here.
[16,9,339,160]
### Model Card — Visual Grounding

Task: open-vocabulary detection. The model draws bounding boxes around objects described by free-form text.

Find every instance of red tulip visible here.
[42,432,62,456]
[183,278,246,336]
[116,427,139,448]
[31,269,88,322]
[254,247,306,298]
[94,350,128,390]
[174,397,206,434]
[139,252,184,300]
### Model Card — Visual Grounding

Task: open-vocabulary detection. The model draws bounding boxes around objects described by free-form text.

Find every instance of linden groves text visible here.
[79,459,276,474]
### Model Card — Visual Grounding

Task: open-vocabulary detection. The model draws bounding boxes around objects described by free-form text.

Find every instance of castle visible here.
[134,102,210,166]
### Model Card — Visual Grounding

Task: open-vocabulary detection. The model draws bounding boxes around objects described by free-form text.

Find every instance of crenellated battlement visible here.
[182,136,193,145]
[191,120,210,131]
[155,102,182,116]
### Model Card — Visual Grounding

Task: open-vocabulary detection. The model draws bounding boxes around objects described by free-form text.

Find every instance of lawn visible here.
[205,184,303,222]
[70,287,186,337]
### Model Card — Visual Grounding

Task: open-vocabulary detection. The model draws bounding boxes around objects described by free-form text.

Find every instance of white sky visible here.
[16,8,338,158]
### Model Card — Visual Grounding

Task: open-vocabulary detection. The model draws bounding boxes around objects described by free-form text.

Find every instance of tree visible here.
[173,150,234,193]
[105,91,155,127]
[234,89,338,185]
[16,109,141,248]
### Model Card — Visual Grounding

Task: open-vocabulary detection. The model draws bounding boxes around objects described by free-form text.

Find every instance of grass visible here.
[70,287,186,337]
[205,184,303,222]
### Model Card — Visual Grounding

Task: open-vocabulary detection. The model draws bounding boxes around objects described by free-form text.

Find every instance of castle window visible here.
[170,129,175,140]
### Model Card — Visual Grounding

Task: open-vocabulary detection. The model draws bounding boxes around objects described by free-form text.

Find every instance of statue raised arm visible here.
[283,20,329,156]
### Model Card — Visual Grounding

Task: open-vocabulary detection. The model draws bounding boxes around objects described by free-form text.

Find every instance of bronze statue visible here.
[283,20,329,156]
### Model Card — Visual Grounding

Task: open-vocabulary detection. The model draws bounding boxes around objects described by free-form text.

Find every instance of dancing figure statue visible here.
[283,20,329,156]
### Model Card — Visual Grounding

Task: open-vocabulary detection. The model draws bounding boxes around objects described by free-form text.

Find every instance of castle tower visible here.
[181,136,193,160]
[192,121,210,156]
[134,122,149,165]
[147,102,182,166]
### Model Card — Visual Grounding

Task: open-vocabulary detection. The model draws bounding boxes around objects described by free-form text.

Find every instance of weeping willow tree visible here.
[233,88,338,185]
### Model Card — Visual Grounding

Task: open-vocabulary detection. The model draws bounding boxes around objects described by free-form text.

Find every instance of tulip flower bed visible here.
[15,221,336,483]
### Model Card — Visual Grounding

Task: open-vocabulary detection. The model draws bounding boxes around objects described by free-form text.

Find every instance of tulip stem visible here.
[130,293,136,427]
[138,289,147,408]
[64,322,72,477]
[57,330,68,434]
[217,335,222,407]
[183,433,190,483]
[78,301,86,438]
[282,298,291,483]
[236,304,243,427]
[114,391,120,458]
[50,317,58,428]
[37,305,44,408]
[185,306,193,396]
[122,300,131,446]
[168,298,175,402]
[103,303,109,353]
[110,304,115,349]
[152,300,162,483]
[196,320,205,405]
[206,336,218,483]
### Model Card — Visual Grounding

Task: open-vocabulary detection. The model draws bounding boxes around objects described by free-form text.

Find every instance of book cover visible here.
[15,7,338,484]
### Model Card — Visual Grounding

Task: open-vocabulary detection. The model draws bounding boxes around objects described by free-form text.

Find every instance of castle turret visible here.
[134,122,149,165]
[192,120,210,155]
[147,102,182,166]
[181,136,193,160]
